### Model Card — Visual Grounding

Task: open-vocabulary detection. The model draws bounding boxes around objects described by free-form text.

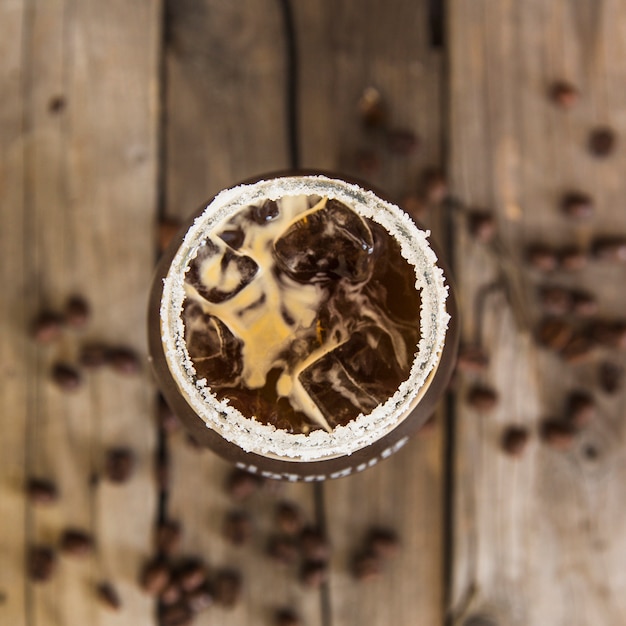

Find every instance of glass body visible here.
[148,171,458,481]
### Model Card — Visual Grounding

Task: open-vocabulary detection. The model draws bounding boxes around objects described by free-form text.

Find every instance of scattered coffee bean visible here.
[140,558,171,595]
[466,385,499,412]
[549,81,579,109]
[176,558,208,593]
[213,569,242,608]
[571,290,598,318]
[28,546,56,582]
[79,342,109,368]
[299,560,328,589]
[354,149,381,177]
[561,191,594,219]
[535,317,574,351]
[366,527,399,560]
[275,501,303,536]
[275,607,302,626]
[223,510,253,546]
[559,245,588,271]
[525,244,558,272]
[31,311,64,344]
[160,581,183,607]
[186,582,213,613]
[501,426,529,457]
[420,167,448,204]
[157,395,180,433]
[540,419,576,451]
[107,346,141,375]
[538,286,573,316]
[598,361,624,394]
[300,526,330,562]
[96,581,122,611]
[565,391,595,429]
[48,95,66,113]
[267,534,300,565]
[402,193,428,222]
[387,128,419,155]
[468,211,497,244]
[456,345,490,374]
[560,331,596,364]
[158,217,182,253]
[156,519,182,556]
[64,295,90,328]
[225,469,263,501]
[592,236,626,262]
[50,362,82,391]
[26,477,59,504]
[351,551,382,582]
[358,87,387,129]
[60,528,94,557]
[159,601,193,626]
[104,447,136,484]
[588,126,616,157]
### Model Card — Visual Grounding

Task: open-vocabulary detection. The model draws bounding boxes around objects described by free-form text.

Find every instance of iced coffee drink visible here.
[149,173,456,480]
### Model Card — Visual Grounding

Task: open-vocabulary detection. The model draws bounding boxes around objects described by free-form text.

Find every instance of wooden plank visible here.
[296,1,447,624]
[448,0,626,623]
[6,1,161,625]
[0,1,28,624]
[163,1,323,624]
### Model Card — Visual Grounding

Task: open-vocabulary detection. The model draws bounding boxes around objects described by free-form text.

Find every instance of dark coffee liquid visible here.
[182,195,421,434]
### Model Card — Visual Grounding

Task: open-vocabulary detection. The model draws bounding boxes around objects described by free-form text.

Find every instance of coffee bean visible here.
[535,317,574,351]
[351,550,382,582]
[275,501,303,536]
[223,510,253,546]
[225,469,263,501]
[156,520,182,556]
[358,87,387,129]
[466,385,499,412]
[26,477,59,505]
[592,236,626,262]
[538,286,573,316]
[420,167,448,204]
[299,560,328,589]
[560,332,596,364]
[176,558,208,593]
[79,342,109,368]
[366,527,400,560]
[60,529,94,557]
[275,608,302,626]
[565,391,595,429]
[300,526,330,562]
[96,581,122,611]
[468,211,497,244]
[159,581,183,606]
[561,192,594,219]
[158,217,182,253]
[158,601,193,626]
[501,426,529,457]
[549,81,579,109]
[598,361,624,394]
[540,419,576,451]
[186,582,213,613]
[387,128,419,155]
[50,362,82,391]
[64,295,90,329]
[456,345,490,374]
[525,244,558,272]
[266,534,299,565]
[107,346,141,375]
[31,311,64,344]
[28,546,56,582]
[104,447,136,484]
[559,245,588,271]
[213,569,242,608]
[140,558,170,595]
[588,126,616,157]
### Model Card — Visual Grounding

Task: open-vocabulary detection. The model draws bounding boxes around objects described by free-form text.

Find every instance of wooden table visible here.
[3,1,626,624]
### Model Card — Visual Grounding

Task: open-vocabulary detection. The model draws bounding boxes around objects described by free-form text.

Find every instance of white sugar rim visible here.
[160,175,450,461]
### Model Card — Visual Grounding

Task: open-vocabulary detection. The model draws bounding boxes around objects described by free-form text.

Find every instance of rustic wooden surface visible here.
[4,0,626,625]
[449,0,626,624]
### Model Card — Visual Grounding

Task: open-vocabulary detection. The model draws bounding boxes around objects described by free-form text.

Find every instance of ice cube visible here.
[273,197,374,283]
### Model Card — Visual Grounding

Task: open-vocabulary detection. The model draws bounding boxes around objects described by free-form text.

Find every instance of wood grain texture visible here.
[163,1,323,624]
[296,1,447,624]
[0,1,161,625]
[449,0,626,623]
